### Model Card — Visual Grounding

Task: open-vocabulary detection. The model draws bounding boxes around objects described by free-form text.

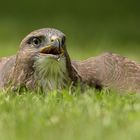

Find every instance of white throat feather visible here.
[34,55,70,93]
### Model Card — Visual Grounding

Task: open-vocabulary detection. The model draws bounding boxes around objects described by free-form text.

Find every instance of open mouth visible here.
[39,45,64,57]
[39,38,65,60]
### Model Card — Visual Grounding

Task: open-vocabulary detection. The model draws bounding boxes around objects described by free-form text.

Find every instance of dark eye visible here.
[32,37,41,46]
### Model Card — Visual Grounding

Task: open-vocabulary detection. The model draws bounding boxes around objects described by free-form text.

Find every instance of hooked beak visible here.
[39,39,64,55]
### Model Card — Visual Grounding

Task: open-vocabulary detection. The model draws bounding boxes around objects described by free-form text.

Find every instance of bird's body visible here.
[0,28,140,93]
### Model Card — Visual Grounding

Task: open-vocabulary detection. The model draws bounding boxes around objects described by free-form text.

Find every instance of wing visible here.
[0,56,16,88]
[72,53,140,92]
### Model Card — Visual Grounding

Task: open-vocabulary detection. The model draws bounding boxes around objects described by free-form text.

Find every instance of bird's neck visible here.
[33,56,72,93]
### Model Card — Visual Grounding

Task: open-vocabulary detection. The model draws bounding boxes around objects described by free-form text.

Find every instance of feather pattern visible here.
[73,53,140,92]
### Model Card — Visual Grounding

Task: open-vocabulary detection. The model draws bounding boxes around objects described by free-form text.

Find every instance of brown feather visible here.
[72,52,140,92]
[0,56,15,88]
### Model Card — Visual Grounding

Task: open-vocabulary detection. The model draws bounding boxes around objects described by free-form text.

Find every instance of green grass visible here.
[0,90,139,140]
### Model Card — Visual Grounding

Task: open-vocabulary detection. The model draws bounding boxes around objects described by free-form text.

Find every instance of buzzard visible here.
[0,28,140,93]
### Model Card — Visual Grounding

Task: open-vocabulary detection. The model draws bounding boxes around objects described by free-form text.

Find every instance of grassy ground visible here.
[0,90,140,140]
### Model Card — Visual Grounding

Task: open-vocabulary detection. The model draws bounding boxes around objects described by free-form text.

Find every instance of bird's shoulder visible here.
[0,55,16,88]
[0,55,16,65]
[0,55,16,73]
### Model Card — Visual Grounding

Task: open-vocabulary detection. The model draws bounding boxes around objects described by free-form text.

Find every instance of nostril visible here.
[50,39,61,48]
[50,39,55,42]
[50,36,65,48]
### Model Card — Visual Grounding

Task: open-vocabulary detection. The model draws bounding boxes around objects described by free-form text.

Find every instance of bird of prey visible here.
[0,28,140,93]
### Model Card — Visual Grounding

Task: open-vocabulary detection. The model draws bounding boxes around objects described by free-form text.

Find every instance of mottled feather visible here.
[73,53,140,92]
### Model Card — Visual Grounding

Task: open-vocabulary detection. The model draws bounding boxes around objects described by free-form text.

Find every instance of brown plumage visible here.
[0,28,140,93]
[72,53,140,92]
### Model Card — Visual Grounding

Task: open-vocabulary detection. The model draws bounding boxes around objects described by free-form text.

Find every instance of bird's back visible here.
[72,53,140,92]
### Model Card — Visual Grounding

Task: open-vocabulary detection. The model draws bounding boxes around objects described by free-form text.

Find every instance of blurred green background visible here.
[0,0,140,60]
[0,1,140,140]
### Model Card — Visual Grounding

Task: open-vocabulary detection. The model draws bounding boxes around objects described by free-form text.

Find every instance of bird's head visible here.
[12,28,78,91]
[19,28,67,61]
[15,28,73,86]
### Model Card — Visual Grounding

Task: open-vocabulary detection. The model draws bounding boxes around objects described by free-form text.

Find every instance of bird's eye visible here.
[32,37,41,46]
